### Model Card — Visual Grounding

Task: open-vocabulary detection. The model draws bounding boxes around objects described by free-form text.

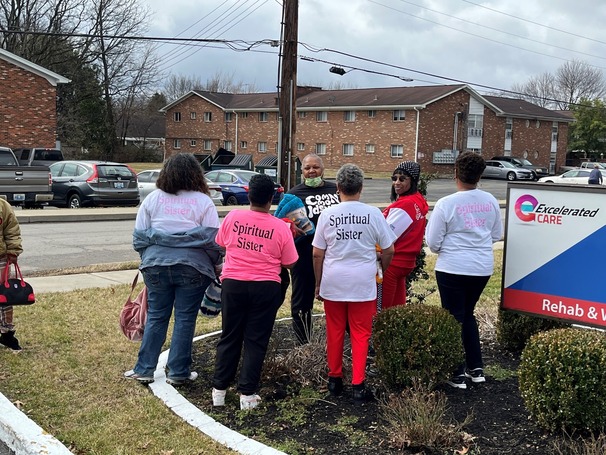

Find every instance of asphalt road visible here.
[17,177,511,275]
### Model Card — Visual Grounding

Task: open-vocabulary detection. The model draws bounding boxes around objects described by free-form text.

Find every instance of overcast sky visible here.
[142,0,606,97]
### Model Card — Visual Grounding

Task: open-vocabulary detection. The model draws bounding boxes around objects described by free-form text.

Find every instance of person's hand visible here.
[292,224,306,238]
[315,285,323,301]
[6,254,17,264]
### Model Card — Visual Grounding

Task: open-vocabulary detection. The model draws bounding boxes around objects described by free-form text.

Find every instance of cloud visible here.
[142,0,606,95]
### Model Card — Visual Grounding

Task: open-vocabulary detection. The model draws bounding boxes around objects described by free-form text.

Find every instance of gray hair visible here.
[336,164,364,195]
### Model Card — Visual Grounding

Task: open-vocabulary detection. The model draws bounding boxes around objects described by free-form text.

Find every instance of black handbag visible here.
[0,262,35,306]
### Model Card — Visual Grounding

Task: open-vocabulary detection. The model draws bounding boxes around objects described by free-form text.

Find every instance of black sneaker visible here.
[446,375,467,389]
[327,377,343,397]
[0,331,22,352]
[465,368,486,383]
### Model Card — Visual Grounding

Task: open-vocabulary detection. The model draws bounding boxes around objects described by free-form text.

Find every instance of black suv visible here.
[490,156,549,180]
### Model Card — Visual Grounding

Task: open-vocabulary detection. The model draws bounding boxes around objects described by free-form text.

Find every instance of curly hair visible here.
[156,153,209,195]
[248,173,276,206]
[455,152,486,185]
[336,163,364,196]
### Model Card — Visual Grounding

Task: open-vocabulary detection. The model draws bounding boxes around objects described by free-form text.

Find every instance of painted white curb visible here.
[0,392,72,455]
[149,329,286,455]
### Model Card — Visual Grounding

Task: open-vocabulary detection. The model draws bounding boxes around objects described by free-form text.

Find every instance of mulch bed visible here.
[180,320,561,455]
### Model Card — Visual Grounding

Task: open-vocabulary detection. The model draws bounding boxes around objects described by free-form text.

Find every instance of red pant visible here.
[324,299,376,386]
[381,263,414,309]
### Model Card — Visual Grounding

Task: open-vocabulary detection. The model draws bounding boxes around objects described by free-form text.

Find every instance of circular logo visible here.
[515,195,538,222]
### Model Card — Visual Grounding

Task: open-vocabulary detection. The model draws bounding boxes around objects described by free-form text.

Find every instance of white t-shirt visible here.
[425,189,503,276]
[312,201,396,301]
[135,189,220,232]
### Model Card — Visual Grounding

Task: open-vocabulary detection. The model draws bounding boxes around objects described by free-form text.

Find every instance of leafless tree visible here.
[510,72,556,108]
[508,60,606,109]
[553,60,606,109]
[162,72,258,103]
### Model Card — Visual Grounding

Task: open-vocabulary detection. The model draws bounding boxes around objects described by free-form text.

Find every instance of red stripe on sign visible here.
[502,288,606,328]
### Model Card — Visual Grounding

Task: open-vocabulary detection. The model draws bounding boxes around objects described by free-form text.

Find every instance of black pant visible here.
[436,271,490,375]
[213,279,282,395]
[290,241,315,344]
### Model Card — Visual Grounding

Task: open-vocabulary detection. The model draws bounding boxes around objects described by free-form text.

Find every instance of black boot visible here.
[327,377,343,397]
[0,331,22,352]
[352,382,372,402]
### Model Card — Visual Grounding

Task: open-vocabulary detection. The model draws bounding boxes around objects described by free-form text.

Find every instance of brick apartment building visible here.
[0,48,70,149]
[161,84,573,176]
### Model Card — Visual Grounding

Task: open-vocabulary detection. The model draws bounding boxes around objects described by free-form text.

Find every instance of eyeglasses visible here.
[391,175,410,182]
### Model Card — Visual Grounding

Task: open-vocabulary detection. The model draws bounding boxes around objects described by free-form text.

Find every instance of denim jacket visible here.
[133,226,223,279]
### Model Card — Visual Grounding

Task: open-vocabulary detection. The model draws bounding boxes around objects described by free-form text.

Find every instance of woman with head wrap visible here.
[381,161,429,309]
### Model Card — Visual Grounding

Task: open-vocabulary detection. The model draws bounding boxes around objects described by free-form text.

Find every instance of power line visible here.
[389,0,606,62]
[367,0,606,72]
[460,0,606,47]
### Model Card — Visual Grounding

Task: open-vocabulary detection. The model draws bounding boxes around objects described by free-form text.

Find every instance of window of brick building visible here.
[224,141,232,151]
[225,112,233,122]
[240,141,247,149]
[297,143,305,151]
[173,139,181,149]
[259,112,269,122]
[204,112,212,122]
[174,112,181,122]
[368,110,376,118]
[316,111,327,122]
[240,112,248,118]
[343,144,354,156]
[393,110,405,121]
[203,140,212,150]
[344,111,356,122]
[315,143,326,155]
[190,112,196,120]
[365,144,375,154]
[190,140,196,147]
[258,142,267,153]
[390,144,403,158]
[298,112,307,119]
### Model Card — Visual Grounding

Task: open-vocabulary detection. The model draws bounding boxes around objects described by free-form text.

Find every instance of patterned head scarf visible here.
[394,161,421,183]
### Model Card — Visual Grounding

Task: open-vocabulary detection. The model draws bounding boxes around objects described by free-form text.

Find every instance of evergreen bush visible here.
[496,309,568,352]
[519,328,606,432]
[373,304,462,389]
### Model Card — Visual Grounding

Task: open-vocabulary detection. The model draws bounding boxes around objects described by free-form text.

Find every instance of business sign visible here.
[501,182,606,329]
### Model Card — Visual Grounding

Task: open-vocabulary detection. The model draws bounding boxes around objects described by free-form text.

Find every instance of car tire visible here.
[225,195,239,206]
[531,171,538,181]
[506,172,516,181]
[68,193,82,209]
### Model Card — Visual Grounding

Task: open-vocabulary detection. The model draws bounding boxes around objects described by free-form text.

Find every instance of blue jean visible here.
[435,271,490,375]
[133,265,210,380]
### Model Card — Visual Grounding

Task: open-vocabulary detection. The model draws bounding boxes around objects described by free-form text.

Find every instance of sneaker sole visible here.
[446,380,467,389]
[466,375,486,383]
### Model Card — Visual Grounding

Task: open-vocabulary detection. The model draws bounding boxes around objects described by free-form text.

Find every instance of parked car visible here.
[13,147,64,167]
[490,156,549,180]
[49,160,139,208]
[538,169,606,185]
[204,169,284,205]
[482,160,535,181]
[137,168,223,205]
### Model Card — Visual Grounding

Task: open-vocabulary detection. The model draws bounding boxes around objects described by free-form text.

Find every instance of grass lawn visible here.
[0,250,503,454]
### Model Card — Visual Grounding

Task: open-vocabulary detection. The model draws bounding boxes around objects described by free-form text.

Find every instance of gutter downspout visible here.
[414,107,420,162]
[234,111,238,155]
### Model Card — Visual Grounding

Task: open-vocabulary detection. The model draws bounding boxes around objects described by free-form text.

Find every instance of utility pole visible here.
[278,0,298,190]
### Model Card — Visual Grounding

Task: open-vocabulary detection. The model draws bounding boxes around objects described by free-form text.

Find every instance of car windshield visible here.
[500,162,516,168]
[519,159,533,166]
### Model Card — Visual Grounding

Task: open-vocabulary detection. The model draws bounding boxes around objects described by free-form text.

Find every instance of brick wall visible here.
[165,92,570,176]
[0,59,58,149]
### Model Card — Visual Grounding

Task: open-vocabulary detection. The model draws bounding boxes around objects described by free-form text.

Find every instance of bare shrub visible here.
[380,379,475,452]
[553,433,606,455]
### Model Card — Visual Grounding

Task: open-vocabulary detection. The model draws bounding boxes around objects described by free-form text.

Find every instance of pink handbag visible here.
[119,273,147,341]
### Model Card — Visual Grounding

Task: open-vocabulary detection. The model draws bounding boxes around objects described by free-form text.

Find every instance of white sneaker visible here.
[212,388,226,406]
[166,371,198,386]
[240,394,261,410]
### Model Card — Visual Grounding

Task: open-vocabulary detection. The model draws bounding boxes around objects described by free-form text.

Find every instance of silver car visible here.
[137,169,223,205]
[482,160,534,181]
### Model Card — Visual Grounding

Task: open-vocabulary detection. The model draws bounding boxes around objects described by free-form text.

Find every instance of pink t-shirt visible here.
[216,210,298,283]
